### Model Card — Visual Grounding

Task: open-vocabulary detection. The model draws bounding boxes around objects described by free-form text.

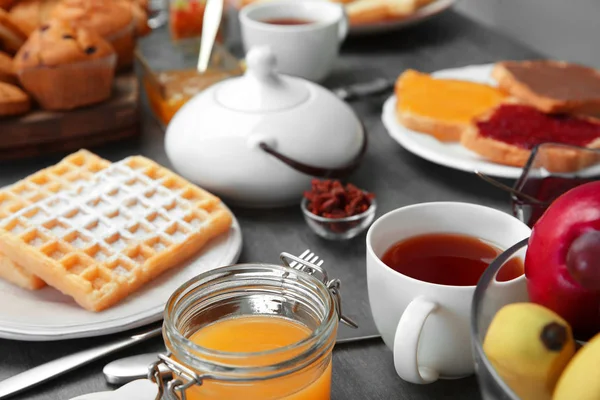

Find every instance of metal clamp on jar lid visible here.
[148,249,357,400]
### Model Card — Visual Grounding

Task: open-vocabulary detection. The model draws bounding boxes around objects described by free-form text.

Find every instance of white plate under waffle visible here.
[381,64,524,179]
[0,197,242,341]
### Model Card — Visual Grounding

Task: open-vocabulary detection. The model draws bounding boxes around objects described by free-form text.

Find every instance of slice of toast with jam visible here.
[461,103,600,171]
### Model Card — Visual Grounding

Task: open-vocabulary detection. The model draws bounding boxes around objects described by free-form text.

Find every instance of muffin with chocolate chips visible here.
[14,19,116,110]
[0,0,17,10]
[0,81,30,117]
[9,0,60,36]
[51,0,136,69]
[0,50,16,84]
[128,0,151,38]
[0,8,28,54]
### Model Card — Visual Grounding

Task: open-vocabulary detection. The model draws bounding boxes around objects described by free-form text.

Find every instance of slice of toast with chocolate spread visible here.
[461,103,600,171]
[492,60,600,115]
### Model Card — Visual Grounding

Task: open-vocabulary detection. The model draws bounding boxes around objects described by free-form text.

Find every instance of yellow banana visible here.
[553,332,600,400]
[483,303,576,400]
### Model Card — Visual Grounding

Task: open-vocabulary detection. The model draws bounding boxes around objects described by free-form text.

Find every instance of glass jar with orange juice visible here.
[150,252,356,400]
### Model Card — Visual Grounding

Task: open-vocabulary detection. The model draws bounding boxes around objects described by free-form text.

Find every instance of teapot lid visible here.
[215,46,310,112]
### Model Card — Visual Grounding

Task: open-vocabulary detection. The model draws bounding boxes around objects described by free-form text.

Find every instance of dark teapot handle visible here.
[258,124,368,179]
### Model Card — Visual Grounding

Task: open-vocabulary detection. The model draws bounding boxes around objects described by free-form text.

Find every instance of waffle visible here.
[0,150,111,289]
[0,150,233,311]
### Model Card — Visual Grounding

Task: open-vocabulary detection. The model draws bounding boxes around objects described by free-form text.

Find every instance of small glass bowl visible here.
[301,197,377,240]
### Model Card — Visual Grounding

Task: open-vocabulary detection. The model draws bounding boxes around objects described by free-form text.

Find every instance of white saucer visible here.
[381,63,523,179]
[0,207,242,341]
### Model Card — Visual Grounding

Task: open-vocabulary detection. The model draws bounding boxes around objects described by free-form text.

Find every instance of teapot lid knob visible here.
[214,46,310,112]
[246,46,277,81]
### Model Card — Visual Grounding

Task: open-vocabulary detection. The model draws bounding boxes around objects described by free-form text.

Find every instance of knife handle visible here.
[0,326,162,399]
[197,0,224,73]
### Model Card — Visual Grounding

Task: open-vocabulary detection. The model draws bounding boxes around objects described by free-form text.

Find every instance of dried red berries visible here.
[304,179,375,219]
[303,179,375,236]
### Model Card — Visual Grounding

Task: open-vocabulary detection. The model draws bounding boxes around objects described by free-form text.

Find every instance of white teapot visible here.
[165,46,367,208]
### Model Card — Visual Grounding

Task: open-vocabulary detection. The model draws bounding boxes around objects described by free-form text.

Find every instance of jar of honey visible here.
[150,251,356,400]
[136,34,243,127]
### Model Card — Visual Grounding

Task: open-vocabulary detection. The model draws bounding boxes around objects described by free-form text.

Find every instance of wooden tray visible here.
[0,73,140,161]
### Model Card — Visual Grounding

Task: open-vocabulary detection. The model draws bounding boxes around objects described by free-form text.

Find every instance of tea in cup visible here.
[366,202,531,384]
[239,0,348,82]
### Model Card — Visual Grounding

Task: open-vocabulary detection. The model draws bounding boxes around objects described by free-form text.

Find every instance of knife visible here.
[0,325,162,400]
[0,327,380,399]
[103,334,382,386]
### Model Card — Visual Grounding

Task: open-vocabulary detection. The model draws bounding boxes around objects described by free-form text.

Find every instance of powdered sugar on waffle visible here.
[3,157,214,268]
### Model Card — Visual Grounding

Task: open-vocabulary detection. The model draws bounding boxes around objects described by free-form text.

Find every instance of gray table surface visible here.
[0,9,540,400]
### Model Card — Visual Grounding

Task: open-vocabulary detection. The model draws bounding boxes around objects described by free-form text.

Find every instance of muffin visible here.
[134,0,149,10]
[0,0,16,10]
[0,50,16,84]
[0,8,28,54]
[51,0,135,69]
[14,19,117,110]
[0,81,30,117]
[128,0,151,37]
[8,0,60,36]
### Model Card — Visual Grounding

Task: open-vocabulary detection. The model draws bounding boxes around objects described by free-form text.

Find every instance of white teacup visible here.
[366,202,531,384]
[239,0,348,82]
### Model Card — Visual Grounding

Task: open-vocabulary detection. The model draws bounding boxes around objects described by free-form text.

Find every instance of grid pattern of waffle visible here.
[0,151,111,290]
[0,150,233,311]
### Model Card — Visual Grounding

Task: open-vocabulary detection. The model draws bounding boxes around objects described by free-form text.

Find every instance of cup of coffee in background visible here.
[366,202,531,384]
[239,0,348,82]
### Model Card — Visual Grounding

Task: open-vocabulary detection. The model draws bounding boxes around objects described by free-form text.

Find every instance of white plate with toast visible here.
[0,218,242,341]
[381,63,523,179]
[234,0,456,35]
[349,0,456,35]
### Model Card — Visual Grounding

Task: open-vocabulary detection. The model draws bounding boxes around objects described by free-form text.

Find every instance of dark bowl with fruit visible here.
[301,179,376,240]
[511,143,600,228]
[472,181,600,400]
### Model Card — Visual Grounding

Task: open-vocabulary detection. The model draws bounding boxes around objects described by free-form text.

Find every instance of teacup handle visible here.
[338,6,349,42]
[393,297,440,384]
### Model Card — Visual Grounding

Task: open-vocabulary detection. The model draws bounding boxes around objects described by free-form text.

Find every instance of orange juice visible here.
[184,315,332,400]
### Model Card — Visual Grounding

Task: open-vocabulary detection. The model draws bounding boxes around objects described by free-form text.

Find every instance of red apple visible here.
[525,180,600,340]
